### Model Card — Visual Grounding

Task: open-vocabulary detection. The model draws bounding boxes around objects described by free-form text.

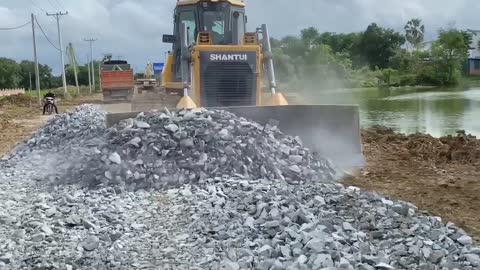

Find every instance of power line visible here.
[47,0,59,10]
[34,17,60,51]
[54,0,66,11]
[30,0,57,23]
[47,11,69,94]
[0,21,30,30]
[84,38,98,92]
[30,0,47,13]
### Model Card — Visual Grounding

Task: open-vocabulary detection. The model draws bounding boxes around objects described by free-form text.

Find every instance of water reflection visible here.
[302,87,480,137]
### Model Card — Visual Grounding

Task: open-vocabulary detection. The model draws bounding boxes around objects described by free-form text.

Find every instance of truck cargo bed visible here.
[101,70,134,103]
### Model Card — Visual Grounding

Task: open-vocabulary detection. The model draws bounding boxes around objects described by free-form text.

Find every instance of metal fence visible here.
[0,88,25,97]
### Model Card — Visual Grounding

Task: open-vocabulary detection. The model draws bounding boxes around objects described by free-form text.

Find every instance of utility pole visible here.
[98,61,102,92]
[84,38,97,91]
[31,13,41,105]
[87,54,92,94]
[46,11,68,94]
[73,57,79,95]
[67,43,80,94]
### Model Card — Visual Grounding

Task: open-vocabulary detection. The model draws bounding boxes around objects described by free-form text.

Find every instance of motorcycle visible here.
[43,97,58,115]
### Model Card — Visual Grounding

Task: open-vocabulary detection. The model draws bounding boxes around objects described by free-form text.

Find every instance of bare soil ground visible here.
[0,94,102,157]
[131,89,181,112]
[345,126,480,241]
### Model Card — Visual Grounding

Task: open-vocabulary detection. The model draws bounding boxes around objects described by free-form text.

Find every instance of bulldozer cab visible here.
[164,0,247,81]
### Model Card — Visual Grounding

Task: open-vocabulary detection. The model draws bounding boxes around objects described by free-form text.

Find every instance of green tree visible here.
[280,35,308,59]
[389,49,421,73]
[16,61,56,89]
[356,23,406,69]
[300,44,354,89]
[270,23,474,88]
[0,58,58,90]
[42,64,59,88]
[0,58,21,88]
[378,68,399,86]
[18,60,35,90]
[430,29,469,85]
[50,75,63,89]
[272,48,297,82]
[66,64,90,86]
[300,27,320,48]
[461,31,473,49]
[405,18,425,50]
[315,32,361,56]
[270,37,282,49]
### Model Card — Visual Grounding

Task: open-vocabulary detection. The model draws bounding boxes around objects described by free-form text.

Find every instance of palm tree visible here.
[405,18,425,50]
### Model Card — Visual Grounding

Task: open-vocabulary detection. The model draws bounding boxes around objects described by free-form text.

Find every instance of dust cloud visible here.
[275,67,365,173]
[279,65,359,106]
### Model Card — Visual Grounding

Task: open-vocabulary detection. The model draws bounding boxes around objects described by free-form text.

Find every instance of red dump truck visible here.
[100,60,134,103]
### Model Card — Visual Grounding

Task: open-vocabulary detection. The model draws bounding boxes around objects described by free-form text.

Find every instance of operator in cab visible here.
[203,12,225,44]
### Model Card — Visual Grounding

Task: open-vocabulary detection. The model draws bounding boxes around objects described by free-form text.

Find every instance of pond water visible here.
[303,86,480,137]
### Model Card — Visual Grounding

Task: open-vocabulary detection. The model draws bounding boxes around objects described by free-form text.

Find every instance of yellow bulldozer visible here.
[107,0,364,169]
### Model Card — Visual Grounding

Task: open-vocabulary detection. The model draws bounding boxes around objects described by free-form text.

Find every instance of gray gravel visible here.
[0,105,478,269]
[5,104,106,160]
[66,107,339,190]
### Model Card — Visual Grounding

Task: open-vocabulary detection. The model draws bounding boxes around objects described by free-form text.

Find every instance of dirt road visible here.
[0,94,102,157]
[100,88,182,113]
[0,89,180,156]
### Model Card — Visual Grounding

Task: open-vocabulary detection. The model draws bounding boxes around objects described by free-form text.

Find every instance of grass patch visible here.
[24,90,50,98]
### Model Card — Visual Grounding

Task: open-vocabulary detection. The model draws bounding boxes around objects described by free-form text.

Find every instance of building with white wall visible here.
[465,29,480,75]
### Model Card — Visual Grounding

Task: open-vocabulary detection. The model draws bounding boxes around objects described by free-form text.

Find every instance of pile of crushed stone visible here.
[0,105,479,270]
[80,109,339,190]
[6,105,339,190]
[1,170,479,270]
[6,104,106,158]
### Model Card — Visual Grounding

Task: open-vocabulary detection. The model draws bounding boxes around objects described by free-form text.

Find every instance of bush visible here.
[399,74,417,86]
[415,65,441,86]
[361,79,378,88]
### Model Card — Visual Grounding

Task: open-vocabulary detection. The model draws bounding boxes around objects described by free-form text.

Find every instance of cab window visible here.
[203,10,226,44]
[179,11,196,45]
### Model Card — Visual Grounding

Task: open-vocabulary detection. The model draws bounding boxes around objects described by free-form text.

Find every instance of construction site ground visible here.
[0,94,103,157]
[1,89,479,241]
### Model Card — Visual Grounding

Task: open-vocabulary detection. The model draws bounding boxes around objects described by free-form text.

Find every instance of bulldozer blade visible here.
[106,105,364,170]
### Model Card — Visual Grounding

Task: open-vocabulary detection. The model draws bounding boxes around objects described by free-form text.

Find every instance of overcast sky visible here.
[1,0,479,74]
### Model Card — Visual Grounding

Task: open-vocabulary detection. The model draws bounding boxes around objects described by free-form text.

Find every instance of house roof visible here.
[466,29,480,34]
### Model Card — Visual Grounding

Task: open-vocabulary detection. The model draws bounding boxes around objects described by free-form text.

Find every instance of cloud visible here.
[1,0,479,74]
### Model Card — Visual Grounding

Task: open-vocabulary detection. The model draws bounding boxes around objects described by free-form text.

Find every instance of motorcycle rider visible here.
[43,91,58,115]
[44,92,55,99]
